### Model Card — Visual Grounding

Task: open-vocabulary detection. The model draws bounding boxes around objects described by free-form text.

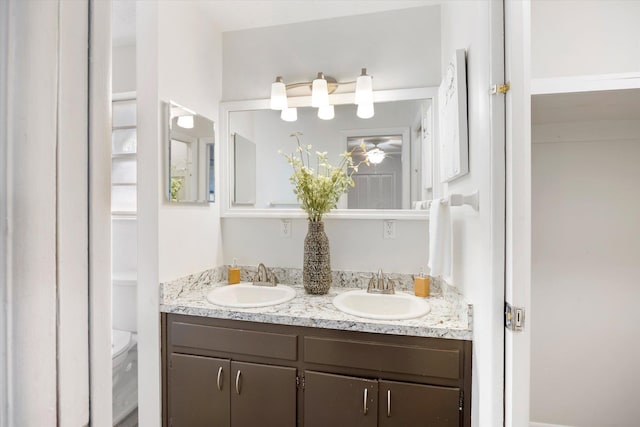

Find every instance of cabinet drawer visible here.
[304,336,461,380]
[171,321,297,361]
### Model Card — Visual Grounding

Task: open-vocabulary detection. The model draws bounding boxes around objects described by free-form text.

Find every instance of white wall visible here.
[440,1,504,426]
[157,3,223,282]
[222,6,441,100]
[531,121,640,426]
[221,6,440,273]
[224,218,428,272]
[113,43,136,93]
[137,1,223,425]
[531,0,640,78]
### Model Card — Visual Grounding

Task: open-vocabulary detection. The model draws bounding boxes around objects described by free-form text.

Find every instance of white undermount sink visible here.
[206,282,296,308]
[333,290,431,320]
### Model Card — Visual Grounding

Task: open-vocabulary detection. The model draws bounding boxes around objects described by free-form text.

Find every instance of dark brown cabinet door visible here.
[378,380,460,427]
[230,361,297,427]
[168,354,231,427]
[304,371,378,427]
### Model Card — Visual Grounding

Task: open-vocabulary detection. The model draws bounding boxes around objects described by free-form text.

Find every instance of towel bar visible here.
[415,191,479,212]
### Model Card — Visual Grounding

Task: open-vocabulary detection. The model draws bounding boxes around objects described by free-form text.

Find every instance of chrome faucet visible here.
[253,263,278,287]
[366,269,396,294]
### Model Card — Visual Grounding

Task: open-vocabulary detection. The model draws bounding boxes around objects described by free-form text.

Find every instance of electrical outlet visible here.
[383,220,396,239]
[281,219,292,238]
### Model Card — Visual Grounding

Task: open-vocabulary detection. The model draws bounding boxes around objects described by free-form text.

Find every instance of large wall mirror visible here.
[165,101,215,204]
[220,88,438,218]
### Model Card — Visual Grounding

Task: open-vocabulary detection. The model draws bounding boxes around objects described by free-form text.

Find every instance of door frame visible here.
[89,0,113,425]
[0,1,8,423]
[503,0,532,425]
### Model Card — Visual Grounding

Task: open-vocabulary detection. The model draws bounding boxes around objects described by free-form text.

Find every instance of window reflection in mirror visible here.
[228,97,433,211]
[166,102,215,203]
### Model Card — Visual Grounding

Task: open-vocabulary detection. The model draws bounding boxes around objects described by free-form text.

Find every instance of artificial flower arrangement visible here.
[281,132,368,222]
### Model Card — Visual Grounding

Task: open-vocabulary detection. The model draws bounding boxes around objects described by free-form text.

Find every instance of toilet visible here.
[112,329,133,371]
[112,328,137,425]
[112,217,138,425]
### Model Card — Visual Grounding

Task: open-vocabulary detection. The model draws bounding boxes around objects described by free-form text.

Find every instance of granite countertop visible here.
[160,267,473,341]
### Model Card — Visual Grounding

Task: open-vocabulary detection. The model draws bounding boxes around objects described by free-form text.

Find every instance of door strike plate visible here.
[505,302,525,332]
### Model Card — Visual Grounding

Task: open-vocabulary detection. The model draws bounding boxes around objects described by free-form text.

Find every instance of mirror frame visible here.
[219,87,440,220]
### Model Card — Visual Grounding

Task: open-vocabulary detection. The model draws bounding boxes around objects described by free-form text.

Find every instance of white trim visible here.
[89,0,113,425]
[480,1,508,426]
[113,90,136,102]
[220,87,438,110]
[57,0,90,424]
[222,208,429,220]
[530,423,574,427]
[136,2,162,425]
[6,1,60,423]
[0,1,9,424]
[220,87,438,220]
[531,72,640,95]
[504,0,532,426]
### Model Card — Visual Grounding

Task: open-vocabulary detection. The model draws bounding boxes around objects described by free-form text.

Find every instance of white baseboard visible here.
[531,422,574,427]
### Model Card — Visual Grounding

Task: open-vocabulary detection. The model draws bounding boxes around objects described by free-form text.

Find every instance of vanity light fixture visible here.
[176,115,194,129]
[269,69,374,121]
[355,68,375,119]
[357,102,375,119]
[317,105,335,120]
[281,107,297,122]
[355,68,373,105]
[311,72,330,108]
[270,76,288,110]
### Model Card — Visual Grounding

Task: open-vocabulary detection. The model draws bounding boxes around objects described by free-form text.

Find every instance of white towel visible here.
[428,198,452,278]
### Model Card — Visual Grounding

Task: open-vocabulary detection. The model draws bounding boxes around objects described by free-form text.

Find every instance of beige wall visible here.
[531,120,640,426]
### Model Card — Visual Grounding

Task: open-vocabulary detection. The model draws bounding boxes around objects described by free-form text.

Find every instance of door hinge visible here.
[459,391,464,412]
[490,82,510,95]
[296,374,305,390]
[505,302,525,332]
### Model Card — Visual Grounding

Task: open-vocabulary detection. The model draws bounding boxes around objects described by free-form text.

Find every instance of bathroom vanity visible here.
[161,274,472,427]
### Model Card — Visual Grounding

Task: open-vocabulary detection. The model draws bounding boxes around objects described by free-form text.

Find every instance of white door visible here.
[350,174,396,209]
[504,0,532,425]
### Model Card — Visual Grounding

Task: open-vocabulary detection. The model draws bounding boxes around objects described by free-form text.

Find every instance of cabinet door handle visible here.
[387,389,391,417]
[235,370,242,395]
[216,367,223,391]
[363,388,368,415]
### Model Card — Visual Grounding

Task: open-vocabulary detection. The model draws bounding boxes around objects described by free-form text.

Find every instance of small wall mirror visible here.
[220,88,437,218]
[165,101,215,203]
